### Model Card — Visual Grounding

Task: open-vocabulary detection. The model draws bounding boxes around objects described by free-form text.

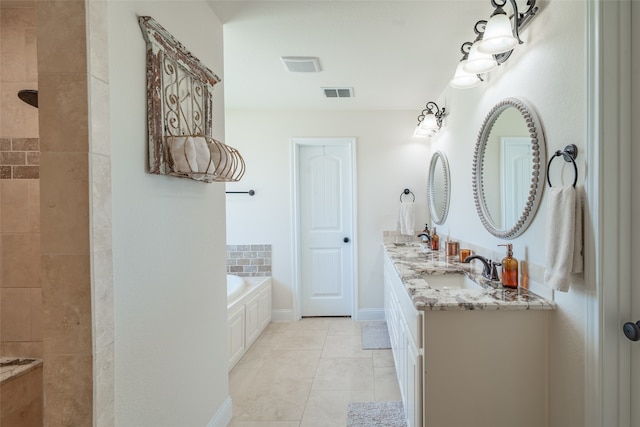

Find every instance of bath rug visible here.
[347,401,406,427]
[361,321,391,349]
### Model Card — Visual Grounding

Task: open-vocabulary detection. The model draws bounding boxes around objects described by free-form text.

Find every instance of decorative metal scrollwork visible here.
[139,16,245,183]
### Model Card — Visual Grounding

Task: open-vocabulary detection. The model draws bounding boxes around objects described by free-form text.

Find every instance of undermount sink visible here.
[422,274,483,290]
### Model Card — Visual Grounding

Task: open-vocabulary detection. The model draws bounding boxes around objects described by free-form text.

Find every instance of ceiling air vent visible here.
[322,87,354,98]
[280,56,321,73]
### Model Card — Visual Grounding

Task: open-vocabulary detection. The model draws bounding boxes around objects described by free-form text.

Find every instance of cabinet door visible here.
[228,307,246,370]
[396,312,408,406]
[406,338,422,427]
[245,295,260,347]
[257,286,272,330]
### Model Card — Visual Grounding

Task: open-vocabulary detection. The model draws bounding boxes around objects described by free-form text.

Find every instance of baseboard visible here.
[357,308,385,321]
[207,396,232,427]
[272,309,295,322]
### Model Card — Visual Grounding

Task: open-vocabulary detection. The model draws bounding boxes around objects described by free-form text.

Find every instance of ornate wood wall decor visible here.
[138,16,245,182]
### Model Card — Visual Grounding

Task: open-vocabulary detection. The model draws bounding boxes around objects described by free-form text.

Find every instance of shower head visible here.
[18,90,38,108]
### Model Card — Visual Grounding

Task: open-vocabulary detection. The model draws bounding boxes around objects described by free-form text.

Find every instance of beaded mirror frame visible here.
[472,97,546,239]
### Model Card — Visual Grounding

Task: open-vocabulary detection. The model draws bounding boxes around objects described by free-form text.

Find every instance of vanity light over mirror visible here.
[428,150,451,225]
[472,97,546,238]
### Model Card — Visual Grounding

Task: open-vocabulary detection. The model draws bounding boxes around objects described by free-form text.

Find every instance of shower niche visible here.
[138,16,245,183]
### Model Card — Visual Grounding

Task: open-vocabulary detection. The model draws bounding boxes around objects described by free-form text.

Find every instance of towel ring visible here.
[400,188,415,202]
[547,144,578,188]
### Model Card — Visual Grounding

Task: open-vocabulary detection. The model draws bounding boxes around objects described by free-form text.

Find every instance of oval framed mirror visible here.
[472,97,546,239]
[428,150,451,225]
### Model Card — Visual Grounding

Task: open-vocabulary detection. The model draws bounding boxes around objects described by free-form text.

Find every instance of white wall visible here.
[433,2,587,426]
[109,3,229,426]
[225,110,429,316]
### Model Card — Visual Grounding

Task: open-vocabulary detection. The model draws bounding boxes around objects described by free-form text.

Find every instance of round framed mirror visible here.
[472,98,546,239]
[428,150,450,225]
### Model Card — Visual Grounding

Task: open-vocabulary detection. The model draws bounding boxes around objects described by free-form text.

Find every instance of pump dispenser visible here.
[498,244,518,288]
[430,227,440,251]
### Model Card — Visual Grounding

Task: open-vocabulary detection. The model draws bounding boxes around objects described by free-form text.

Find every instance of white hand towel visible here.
[544,186,577,292]
[572,188,584,273]
[399,202,415,236]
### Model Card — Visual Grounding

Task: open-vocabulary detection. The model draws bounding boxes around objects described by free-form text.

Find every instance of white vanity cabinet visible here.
[384,255,423,427]
[384,249,551,427]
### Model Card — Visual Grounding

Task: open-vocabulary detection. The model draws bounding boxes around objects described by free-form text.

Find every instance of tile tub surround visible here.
[384,242,556,311]
[227,244,272,276]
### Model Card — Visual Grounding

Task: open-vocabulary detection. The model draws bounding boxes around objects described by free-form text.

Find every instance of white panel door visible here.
[500,137,532,229]
[299,143,353,316]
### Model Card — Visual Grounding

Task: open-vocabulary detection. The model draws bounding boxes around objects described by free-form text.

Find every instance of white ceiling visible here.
[207,1,490,111]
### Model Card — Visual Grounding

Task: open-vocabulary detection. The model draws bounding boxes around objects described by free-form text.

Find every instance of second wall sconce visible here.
[414,102,447,138]
[450,0,539,89]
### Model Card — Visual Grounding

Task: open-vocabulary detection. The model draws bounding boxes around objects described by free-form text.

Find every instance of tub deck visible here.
[1,358,43,384]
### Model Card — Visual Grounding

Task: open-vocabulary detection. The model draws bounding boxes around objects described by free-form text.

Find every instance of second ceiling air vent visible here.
[322,87,354,98]
[280,56,321,73]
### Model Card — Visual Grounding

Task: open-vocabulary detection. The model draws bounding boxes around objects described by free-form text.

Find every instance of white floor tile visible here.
[229,319,401,425]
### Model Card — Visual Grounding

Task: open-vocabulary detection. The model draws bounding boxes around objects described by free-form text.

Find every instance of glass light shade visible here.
[418,113,439,132]
[450,61,481,89]
[463,41,498,74]
[414,126,431,138]
[478,13,518,54]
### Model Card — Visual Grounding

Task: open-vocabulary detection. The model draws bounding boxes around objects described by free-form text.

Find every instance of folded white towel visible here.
[167,136,216,177]
[399,202,415,236]
[544,186,578,292]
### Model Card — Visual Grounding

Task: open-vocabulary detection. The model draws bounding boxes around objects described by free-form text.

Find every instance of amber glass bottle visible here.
[430,227,440,251]
[498,244,518,288]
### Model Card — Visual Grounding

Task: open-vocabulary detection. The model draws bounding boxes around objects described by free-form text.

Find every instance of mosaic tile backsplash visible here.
[227,244,272,276]
[0,138,40,179]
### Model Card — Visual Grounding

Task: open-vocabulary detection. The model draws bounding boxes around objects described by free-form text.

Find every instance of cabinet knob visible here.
[343,237,350,243]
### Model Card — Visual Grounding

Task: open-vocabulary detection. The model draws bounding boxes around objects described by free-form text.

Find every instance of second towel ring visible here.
[400,188,415,202]
[547,144,578,188]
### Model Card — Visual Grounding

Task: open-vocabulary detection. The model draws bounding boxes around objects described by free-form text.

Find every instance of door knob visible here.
[623,321,640,342]
[343,237,350,243]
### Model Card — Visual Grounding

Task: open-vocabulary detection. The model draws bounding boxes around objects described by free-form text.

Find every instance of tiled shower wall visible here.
[0,4,42,358]
[0,138,40,179]
[226,244,272,276]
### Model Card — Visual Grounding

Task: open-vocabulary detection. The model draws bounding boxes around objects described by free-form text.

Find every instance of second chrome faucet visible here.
[463,255,501,281]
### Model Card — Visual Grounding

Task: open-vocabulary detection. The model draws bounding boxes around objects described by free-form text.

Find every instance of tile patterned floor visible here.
[228,317,401,427]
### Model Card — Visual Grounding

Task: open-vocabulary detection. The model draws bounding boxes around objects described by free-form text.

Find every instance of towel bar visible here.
[546,144,578,188]
[226,190,255,196]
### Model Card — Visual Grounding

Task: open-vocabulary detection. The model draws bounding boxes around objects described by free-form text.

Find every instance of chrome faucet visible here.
[463,255,501,281]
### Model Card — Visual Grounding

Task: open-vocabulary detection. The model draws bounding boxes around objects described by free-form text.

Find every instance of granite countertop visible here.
[384,242,556,311]
[0,357,43,384]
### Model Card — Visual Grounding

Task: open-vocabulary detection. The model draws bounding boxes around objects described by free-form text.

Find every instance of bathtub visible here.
[227,274,246,302]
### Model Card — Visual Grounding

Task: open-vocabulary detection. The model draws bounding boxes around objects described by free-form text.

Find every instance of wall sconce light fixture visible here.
[450,42,483,89]
[414,102,447,138]
[450,0,538,89]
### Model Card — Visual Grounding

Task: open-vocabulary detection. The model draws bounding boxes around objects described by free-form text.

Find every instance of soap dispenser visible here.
[498,244,518,288]
[430,227,440,251]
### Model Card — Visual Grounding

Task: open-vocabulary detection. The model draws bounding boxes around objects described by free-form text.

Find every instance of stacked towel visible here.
[399,202,415,236]
[167,136,216,177]
[544,186,584,292]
